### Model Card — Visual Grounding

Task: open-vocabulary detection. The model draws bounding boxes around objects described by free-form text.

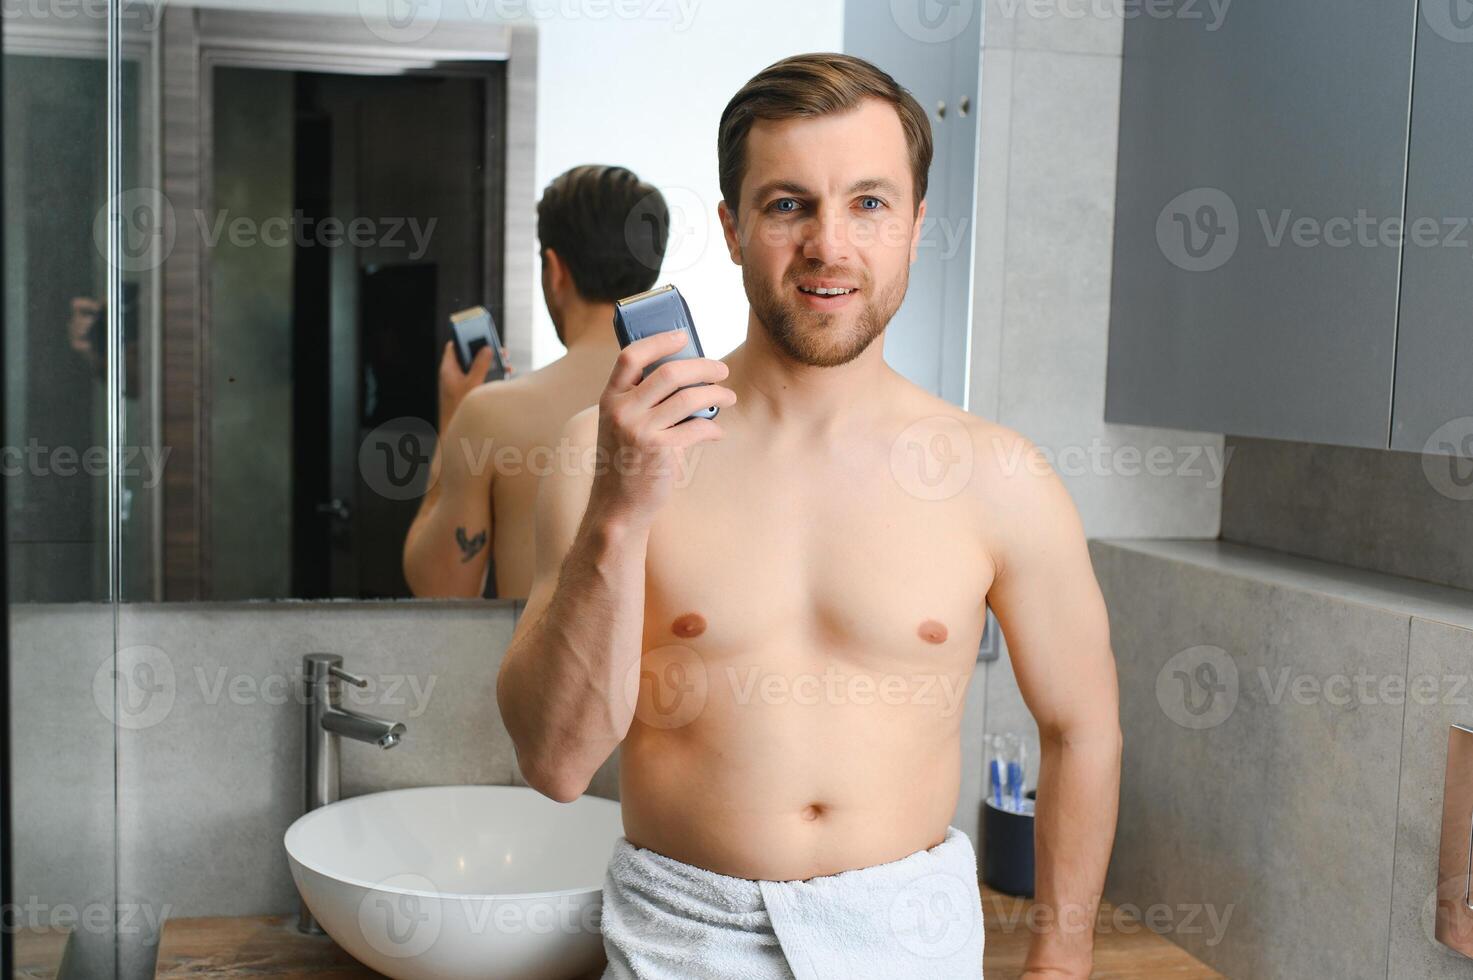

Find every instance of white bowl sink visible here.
[285,785,624,980]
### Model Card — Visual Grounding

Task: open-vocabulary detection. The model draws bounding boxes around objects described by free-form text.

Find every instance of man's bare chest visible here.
[640,444,993,669]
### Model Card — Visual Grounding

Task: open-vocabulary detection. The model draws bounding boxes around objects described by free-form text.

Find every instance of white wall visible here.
[521,1,845,365]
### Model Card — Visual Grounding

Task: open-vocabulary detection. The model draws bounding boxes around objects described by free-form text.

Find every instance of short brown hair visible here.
[536,165,668,302]
[717,53,932,214]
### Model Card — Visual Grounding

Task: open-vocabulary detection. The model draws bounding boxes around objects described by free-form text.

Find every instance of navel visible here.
[800,803,824,821]
[917,619,949,645]
[671,612,707,639]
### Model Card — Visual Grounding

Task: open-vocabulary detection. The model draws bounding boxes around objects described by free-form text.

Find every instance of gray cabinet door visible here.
[1389,5,1473,457]
[845,3,982,408]
[1104,2,1417,449]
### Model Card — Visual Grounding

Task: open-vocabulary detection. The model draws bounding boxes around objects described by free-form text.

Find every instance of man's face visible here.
[719,97,926,368]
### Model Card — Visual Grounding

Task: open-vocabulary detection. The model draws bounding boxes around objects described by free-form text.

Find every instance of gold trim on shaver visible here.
[616,284,676,308]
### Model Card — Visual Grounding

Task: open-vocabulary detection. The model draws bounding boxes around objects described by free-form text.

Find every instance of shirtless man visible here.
[403,165,668,599]
[499,55,1121,977]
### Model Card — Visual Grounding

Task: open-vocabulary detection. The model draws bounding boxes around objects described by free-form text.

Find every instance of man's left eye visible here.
[859,197,884,211]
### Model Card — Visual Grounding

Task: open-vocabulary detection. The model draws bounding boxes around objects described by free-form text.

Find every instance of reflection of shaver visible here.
[449,306,508,382]
[612,284,718,422]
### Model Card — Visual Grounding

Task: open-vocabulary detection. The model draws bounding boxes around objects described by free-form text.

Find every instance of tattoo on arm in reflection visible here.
[455,526,487,563]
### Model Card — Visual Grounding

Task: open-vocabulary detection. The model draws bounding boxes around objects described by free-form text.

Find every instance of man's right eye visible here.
[769,198,801,214]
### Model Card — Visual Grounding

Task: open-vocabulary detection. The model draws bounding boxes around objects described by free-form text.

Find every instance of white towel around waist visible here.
[598,825,985,979]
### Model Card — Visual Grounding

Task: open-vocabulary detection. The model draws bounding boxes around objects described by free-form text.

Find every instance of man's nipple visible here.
[671,613,707,639]
[917,619,949,645]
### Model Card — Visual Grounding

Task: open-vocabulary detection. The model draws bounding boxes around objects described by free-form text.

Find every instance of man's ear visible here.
[717,200,743,265]
[543,247,567,290]
[909,198,928,265]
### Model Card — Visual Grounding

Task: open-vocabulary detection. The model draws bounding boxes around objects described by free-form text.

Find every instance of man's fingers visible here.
[629,357,729,411]
[647,383,736,432]
[606,330,689,393]
[661,417,725,452]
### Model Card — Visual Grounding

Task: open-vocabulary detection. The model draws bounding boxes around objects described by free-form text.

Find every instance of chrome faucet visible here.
[299,653,406,934]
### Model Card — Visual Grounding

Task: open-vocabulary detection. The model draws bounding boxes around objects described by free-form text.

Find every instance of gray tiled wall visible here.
[10,599,581,977]
[1220,436,1473,593]
[1389,619,1473,980]
[1092,538,1473,980]
[110,600,527,923]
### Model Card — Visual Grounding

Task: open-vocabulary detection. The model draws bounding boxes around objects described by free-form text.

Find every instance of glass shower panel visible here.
[3,4,124,978]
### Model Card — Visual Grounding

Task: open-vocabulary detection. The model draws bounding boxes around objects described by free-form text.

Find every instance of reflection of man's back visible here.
[402,164,670,601]
[452,330,631,600]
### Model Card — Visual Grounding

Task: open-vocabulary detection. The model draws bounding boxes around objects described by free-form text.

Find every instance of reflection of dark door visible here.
[355,263,437,597]
[290,106,333,598]
[281,69,493,599]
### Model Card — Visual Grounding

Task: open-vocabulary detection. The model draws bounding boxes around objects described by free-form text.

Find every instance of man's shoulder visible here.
[562,403,600,444]
[455,368,557,429]
[887,383,1040,486]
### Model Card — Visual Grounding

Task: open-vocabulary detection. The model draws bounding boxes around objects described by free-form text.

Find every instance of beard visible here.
[745,260,909,368]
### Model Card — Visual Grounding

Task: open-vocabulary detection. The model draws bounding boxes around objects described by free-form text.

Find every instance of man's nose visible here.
[800,206,854,266]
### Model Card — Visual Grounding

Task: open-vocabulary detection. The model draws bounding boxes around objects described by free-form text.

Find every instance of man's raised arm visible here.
[983,433,1123,979]
[403,384,500,597]
[403,341,503,597]
[496,330,736,802]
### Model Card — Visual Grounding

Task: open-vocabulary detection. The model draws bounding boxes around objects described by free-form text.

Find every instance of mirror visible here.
[76,1,968,604]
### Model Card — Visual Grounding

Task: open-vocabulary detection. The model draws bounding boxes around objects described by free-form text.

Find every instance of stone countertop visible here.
[153,889,1221,979]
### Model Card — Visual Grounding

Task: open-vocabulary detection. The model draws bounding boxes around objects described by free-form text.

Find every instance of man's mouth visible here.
[793,282,860,313]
